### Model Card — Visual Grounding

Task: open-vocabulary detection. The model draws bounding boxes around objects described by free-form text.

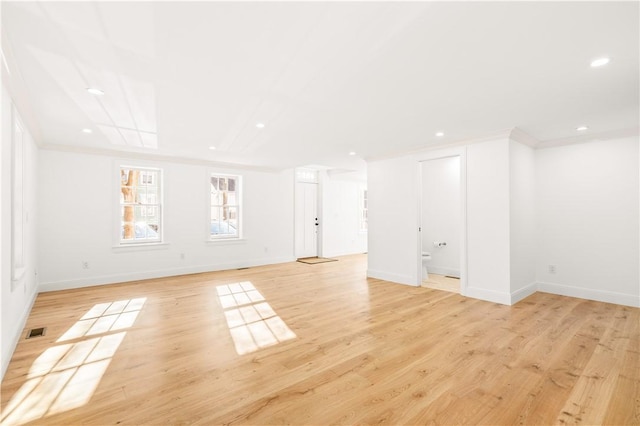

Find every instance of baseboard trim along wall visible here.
[537,281,640,308]
[427,266,460,278]
[366,269,417,287]
[39,256,296,293]
[2,289,38,379]
[461,286,512,305]
[510,282,537,305]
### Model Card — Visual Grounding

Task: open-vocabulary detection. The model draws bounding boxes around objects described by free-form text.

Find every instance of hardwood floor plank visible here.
[1,254,638,425]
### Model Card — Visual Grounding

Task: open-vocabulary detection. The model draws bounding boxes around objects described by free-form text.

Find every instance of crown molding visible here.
[366,128,513,163]
[536,127,639,150]
[39,143,283,173]
[509,127,540,148]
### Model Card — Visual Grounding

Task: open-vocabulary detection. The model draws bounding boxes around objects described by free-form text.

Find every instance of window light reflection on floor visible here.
[1,298,146,426]
[217,282,296,355]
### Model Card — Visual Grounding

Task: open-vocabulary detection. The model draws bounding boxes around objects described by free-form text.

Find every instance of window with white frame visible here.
[360,189,368,232]
[210,174,240,239]
[119,167,162,243]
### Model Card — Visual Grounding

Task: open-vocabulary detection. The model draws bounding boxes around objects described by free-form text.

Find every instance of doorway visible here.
[295,170,319,259]
[419,155,465,294]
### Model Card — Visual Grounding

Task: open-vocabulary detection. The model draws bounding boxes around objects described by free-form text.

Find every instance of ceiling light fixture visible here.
[590,57,610,68]
[86,87,104,96]
[435,131,444,137]
[256,122,265,129]
[348,151,356,156]
[209,146,216,150]
[82,128,92,134]
[576,126,589,131]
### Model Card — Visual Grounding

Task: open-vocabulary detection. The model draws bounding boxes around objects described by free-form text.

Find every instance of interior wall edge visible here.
[366,269,417,287]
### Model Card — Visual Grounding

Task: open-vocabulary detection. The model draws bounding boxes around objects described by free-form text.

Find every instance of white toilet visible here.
[421,252,432,280]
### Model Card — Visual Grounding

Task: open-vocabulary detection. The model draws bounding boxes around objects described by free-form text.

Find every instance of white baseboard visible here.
[367,269,418,287]
[1,288,38,380]
[510,282,537,304]
[465,286,512,305]
[537,281,640,308]
[39,256,296,292]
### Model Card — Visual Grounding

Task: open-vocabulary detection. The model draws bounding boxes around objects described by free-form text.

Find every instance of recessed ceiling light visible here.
[590,57,610,68]
[86,88,104,96]
[435,131,444,137]
[348,151,356,156]
[82,128,92,134]
[576,126,589,131]
[209,146,216,150]
[256,122,265,129]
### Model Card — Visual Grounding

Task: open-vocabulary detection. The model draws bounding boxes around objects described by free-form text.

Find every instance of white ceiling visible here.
[2,1,639,175]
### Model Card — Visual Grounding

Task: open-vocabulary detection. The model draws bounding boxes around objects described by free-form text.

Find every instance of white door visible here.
[295,182,318,258]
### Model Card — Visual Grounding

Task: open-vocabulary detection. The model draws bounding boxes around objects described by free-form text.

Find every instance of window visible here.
[360,189,368,232]
[119,167,162,243]
[210,174,240,239]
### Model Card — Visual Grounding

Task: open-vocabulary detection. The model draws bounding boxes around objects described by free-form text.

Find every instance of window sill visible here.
[205,238,246,245]
[112,242,170,253]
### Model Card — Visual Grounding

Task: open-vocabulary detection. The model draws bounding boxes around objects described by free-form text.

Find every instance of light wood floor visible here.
[2,254,638,425]
[422,273,460,293]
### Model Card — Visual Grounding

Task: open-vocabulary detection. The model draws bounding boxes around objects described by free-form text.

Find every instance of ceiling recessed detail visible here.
[590,57,610,68]
[82,128,92,134]
[348,151,356,156]
[576,126,589,131]
[86,88,105,96]
[209,146,216,150]
[1,2,638,174]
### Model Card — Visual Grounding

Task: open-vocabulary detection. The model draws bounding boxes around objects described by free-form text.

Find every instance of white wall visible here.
[38,150,296,291]
[1,85,39,379]
[465,138,512,303]
[421,156,461,277]
[536,136,639,307]
[509,140,536,302]
[320,173,367,258]
[367,155,419,286]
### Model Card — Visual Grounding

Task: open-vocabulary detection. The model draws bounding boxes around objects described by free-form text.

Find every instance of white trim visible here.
[510,282,537,304]
[43,143,279,173]
[1,288,38,380]
[536,127,639,150]
[465,286,512,305]
[112,242,170,253]
[205,238,247,245]
[509,127,540,148]
[366,269,417,287]
[537,281,640,308]
[427,266,460,277]
[416,146,468,295]
[39,256,296,293]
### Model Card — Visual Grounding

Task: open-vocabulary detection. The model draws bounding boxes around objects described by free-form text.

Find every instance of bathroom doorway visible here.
[419,154,466,294]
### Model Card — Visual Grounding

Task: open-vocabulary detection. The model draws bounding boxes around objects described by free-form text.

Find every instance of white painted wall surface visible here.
[421,156,461,277]
[1,86,39,379]
[367,156,419,286]
[38,150,296,291]
[466,138,511,303]
[509,140,536,302]
[320,173,367,258]
[536,137,639,307]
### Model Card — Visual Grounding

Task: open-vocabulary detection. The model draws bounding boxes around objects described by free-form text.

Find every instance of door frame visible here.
[294,169,321,258]
[417,147,468,295]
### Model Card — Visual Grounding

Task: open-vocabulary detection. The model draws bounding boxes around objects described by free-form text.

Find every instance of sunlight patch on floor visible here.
[217,282,296,355]
[1,298,146,425]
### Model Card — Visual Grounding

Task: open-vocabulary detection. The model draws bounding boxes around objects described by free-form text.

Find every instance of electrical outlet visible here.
[548,264,556,274]
[82,261,89,269]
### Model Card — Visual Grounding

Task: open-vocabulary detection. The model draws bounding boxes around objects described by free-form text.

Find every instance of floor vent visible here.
[237,267,249,270]
[27,327,46,339]
[445,276,460,280]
